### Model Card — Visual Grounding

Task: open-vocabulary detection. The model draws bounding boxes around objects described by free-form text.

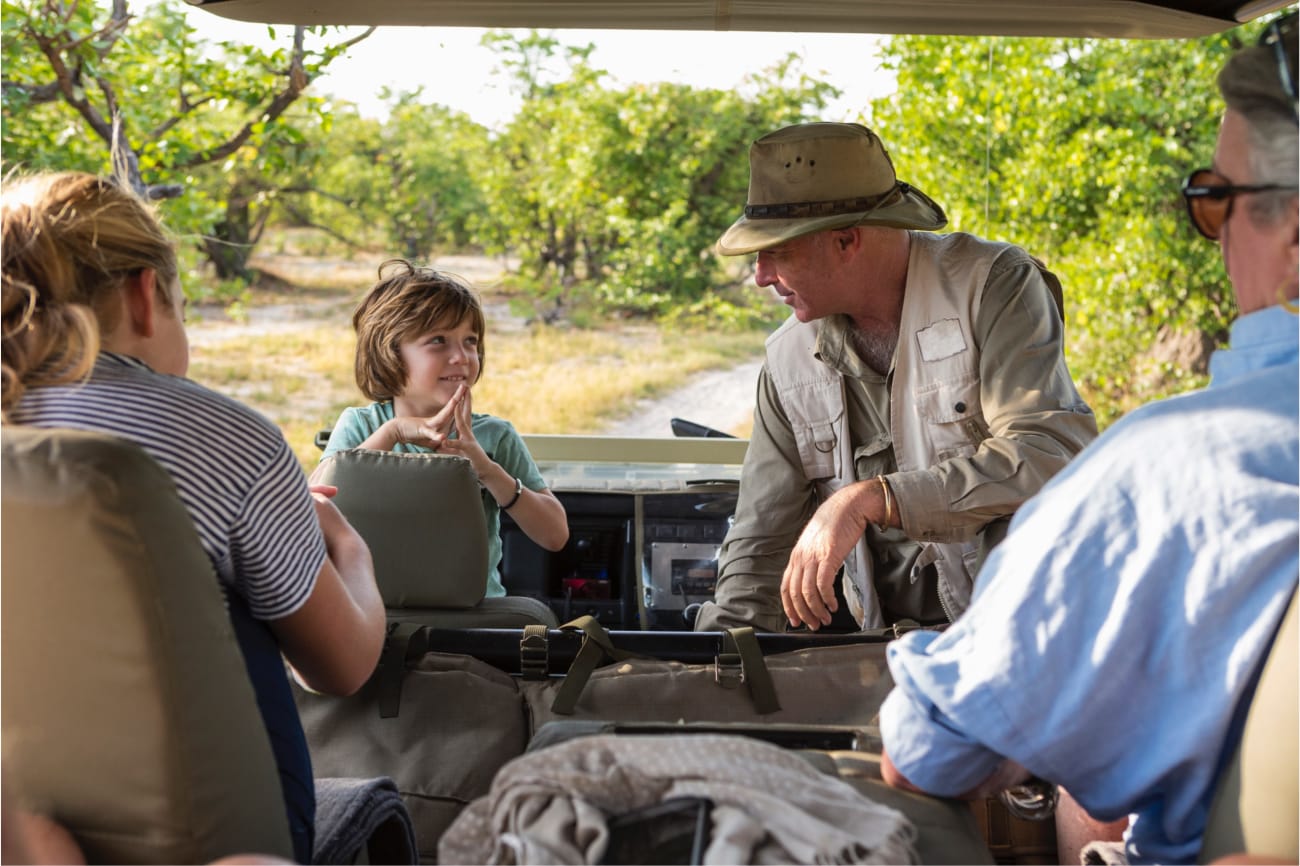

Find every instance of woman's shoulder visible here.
[136,363,287,448]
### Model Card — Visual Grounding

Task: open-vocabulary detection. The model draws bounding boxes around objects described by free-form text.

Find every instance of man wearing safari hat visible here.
[694,122,1098,633]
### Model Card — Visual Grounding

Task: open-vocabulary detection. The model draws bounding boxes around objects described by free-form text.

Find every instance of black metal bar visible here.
[420,627,886,675]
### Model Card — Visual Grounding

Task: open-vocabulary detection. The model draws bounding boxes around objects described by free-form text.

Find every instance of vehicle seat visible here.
[315,447,558,628]
[1198,588,1298,864]
[1,426,295,863]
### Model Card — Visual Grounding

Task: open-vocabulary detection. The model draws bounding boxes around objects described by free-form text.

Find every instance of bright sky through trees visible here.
[172,3,895,128]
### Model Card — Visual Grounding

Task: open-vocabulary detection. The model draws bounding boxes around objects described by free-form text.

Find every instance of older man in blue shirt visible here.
[879,24,1299,866]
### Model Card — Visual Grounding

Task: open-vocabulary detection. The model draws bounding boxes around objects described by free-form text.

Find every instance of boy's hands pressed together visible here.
[440,388,520,509]
[371,384,467,451]
[438,387,491,473]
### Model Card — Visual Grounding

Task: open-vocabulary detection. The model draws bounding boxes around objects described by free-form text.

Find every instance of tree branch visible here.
[175,25,375,169]
[278,200,368,249]
[1,79,63,104]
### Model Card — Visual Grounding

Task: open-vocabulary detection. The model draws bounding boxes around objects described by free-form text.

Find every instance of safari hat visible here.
[716,122,947,256]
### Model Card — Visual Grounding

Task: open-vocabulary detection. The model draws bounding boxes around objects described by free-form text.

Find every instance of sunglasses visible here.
[1181,169,1298,239]
[1259,9,1298,107]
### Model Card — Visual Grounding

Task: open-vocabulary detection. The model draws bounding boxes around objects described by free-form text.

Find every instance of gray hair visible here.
[1218,39,1298,224]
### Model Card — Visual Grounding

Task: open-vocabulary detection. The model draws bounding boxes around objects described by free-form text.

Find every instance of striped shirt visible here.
[11,352,322,620]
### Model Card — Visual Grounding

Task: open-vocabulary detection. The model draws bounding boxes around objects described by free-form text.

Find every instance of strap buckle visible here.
[519,624,550,680]
[713,652,745,689]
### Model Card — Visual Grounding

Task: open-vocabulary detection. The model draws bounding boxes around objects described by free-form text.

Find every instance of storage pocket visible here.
[915,376,987,462]
[783,378,844,481]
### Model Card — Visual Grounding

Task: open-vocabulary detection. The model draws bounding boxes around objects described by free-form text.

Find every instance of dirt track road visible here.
[599,359,762,438]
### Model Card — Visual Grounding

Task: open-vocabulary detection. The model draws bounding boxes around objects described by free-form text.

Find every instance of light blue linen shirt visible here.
[321,402,548,598]
[880,304,1299,865]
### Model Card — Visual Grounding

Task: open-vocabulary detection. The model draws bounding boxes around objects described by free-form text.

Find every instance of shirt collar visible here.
[1209,304,1300,386]
[814,315,887,381]
[97,351,155,373]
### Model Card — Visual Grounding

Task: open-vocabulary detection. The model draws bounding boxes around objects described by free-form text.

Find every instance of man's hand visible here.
[781,479,885,629]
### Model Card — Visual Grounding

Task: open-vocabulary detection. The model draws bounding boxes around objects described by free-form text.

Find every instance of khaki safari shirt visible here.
[696,238,1098,632]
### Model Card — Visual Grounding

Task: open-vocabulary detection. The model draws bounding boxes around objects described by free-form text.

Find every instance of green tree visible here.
[867,30,1250,423]
[2,0,372,284]
[311,92,491,260]
[478,32,838,320]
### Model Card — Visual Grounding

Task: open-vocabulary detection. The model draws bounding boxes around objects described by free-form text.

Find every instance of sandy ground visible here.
[599,359,762,438]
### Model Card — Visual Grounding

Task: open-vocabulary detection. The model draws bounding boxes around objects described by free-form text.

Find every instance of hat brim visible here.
[715,186,948,256]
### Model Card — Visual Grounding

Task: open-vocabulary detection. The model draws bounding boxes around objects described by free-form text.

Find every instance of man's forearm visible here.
[882,748,1030,800]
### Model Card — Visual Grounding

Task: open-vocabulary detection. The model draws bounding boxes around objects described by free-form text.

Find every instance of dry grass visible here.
[186,235,769,469]
[188,313,767,471]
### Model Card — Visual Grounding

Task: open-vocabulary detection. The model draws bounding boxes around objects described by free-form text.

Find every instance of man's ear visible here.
[832,227,862,258]
[124,269,158,339]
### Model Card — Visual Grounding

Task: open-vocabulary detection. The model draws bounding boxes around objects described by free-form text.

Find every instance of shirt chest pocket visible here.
[915,376,988,462]
[783,378,843,482]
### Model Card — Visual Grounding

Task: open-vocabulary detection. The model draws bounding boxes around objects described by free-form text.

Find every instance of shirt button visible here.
[954,401,967,413]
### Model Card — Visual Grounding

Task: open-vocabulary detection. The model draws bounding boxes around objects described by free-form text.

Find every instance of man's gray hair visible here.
[1218,41,1298,224]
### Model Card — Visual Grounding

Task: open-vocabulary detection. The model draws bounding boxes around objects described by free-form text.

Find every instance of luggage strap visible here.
[376,621,429,719]
[549,617,781,716]
[551,616,644,715]
[716,627,780,714]
[519,623,550,680]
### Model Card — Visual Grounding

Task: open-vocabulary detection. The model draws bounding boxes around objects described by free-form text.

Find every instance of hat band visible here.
[744,184,903,220]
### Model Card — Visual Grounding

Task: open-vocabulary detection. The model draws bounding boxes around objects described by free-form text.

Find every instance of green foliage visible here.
[2,0,370,288]
[663,291,786,332]
[477,33,839,319]
[309,93,491,260]
[868,30,1250,424]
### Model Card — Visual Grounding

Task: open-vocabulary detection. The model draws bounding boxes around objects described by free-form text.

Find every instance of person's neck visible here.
[392,394,444,418]
[846,229,909,332]
[99,329,150,368]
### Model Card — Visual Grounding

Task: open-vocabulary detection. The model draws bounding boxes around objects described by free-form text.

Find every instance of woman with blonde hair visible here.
[2,171,386,862]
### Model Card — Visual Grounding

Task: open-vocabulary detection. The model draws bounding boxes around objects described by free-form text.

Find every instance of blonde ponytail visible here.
[1,172,177,417]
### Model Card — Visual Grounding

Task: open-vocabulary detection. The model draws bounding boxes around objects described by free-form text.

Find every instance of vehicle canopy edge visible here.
[181,0,1291,38]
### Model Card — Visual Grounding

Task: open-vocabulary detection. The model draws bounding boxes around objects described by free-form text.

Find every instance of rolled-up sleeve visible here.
[890,255,1098,542]
[694,366,816,633]
[880,631,1006,795]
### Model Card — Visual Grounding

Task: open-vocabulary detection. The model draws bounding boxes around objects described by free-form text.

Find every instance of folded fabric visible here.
[313,775,418,865]
[439,733,917,865]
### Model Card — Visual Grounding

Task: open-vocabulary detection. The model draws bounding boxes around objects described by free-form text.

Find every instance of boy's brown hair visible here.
[352,258,486,402]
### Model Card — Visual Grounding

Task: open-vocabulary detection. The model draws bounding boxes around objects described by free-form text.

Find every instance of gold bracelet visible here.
[876,475,893,529]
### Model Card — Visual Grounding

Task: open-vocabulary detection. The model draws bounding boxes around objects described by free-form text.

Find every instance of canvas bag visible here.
[292,624,529,863]
[516,616,900,736]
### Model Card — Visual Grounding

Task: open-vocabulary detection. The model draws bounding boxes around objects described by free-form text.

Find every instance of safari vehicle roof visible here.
[184,0,1292,37]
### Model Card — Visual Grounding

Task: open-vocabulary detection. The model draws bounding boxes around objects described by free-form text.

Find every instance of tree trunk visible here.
[203,195,255,281]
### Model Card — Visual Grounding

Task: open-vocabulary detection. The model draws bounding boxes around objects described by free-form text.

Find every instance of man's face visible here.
[1214,109,1299,314]
[753,230,845,323]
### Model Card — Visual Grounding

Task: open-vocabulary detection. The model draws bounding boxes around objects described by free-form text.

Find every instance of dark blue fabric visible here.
[227,593,316,863]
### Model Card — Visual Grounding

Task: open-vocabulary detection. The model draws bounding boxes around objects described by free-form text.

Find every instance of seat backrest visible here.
[1,426,294,864]
[316,448,557,627]
[316,448,489,608]
[1198,589,1298,863]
